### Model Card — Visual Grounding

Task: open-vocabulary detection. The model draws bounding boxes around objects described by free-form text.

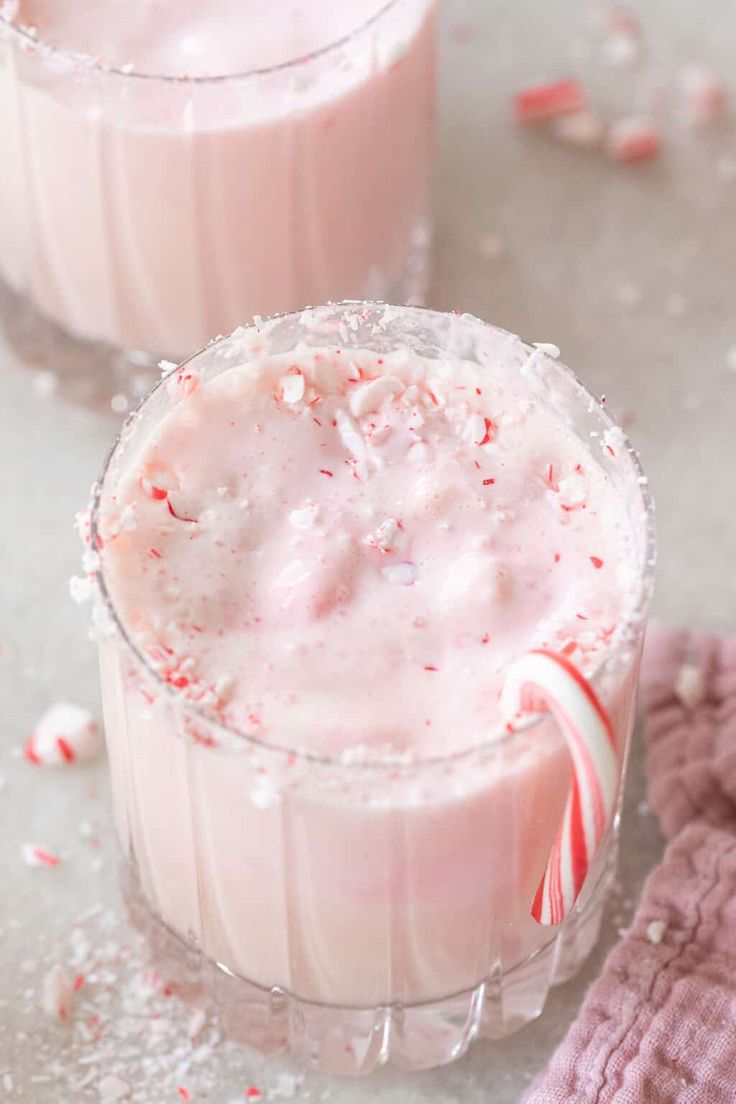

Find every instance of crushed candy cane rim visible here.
[0,0,407,84]
[502,649,619,925]
[89,301,655,769]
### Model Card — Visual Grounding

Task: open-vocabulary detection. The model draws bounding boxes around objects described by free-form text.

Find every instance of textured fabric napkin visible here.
[524,629,736,1103]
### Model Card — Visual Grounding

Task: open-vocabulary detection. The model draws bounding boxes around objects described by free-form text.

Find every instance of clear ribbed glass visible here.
[0,4,435,402]
[89,303,655,1073]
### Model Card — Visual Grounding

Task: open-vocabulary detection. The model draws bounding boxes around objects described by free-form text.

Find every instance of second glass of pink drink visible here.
[86,303,654,1074]
[0,1,435,390]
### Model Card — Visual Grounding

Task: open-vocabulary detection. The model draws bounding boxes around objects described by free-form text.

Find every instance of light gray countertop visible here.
[2,0,735,1100]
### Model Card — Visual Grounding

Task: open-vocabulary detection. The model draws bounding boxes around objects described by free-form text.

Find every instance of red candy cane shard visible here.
[502,649,618,926]
[514,78,586,123]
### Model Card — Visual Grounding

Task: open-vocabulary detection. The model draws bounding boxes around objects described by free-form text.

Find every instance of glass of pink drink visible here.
[86,302,654,1073]
[0,2,435,397]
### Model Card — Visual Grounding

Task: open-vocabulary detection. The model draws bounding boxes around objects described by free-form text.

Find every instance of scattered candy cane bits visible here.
[41,964,73,1022]
[140,476,167,501]
[513,78,586,123]
[607,116,661,163]
[99,1074,131,1102]
[551,108,605,150]
[141,475,197,523]
[502,649,618,925]
[609,5,640,37]
[25,701,101,766]
[22,842,61,867]
[167,497,198,523]
[679,64,728,127]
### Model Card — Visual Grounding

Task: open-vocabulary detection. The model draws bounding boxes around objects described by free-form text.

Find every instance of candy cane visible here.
[501,649,619,926]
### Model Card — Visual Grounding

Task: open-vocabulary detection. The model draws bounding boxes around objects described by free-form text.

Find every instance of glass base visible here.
[121,849,609,1076]
[0,226,431,414]
[0,276,161,413]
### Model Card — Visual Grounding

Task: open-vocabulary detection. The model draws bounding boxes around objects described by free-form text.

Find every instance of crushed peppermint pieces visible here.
[679,64,728,126]
[381,561,417,586]
[98,1073,132,1101]
[6,900,292,1101]
[607,116,661,163]
[21,843,61,868]
[513,78,586,123]
[41,964,73,1022]
[280,369,305,404]
[602,7,642,69]
[25,702,101,766]
[551,108,605,149]
[268,1073,304,1099]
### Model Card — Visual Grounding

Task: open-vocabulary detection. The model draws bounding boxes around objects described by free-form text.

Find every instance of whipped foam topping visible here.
[98,343,639,759]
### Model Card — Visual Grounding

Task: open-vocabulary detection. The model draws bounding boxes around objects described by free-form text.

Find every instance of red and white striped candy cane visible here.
[501,649,619,926]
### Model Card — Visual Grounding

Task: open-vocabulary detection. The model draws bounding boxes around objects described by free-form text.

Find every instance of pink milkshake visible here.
[86,303,654,1073]
[0,1,435,372]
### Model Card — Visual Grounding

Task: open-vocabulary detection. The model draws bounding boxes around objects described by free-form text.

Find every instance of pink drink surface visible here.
[100,347,638,760]
[96,336,641,1006]
[0,0,435,356]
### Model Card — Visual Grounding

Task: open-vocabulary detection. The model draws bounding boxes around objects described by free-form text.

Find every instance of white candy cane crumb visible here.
[349,376,404,418]
[41,964,73,1021]
[533,342,561,359]
[367,517,400,551]
[602,31,641,68]
[69,574,94,604]
[607,117,661,163]
[250,784,280,810]
[269,1072,305,1098]
[381,561,417,586]
[646,919,667,944]
[603,425,626,455]
[33,370,59,398]
[98,1074,131,1101]
[280,371,305,404]
[289,503,321,530]
[679,64,728,126]
[26,701,101,766]
[674,662,706,709]
[552,109,605,149]
[21,842,61,868]
[187,1008,207,1040]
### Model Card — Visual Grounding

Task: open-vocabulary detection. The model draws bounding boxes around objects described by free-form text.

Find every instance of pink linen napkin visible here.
[524,629,736,1103]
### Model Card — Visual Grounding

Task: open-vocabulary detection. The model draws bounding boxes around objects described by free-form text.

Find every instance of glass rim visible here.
[0,0,403,84]
[89,300,656,770]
